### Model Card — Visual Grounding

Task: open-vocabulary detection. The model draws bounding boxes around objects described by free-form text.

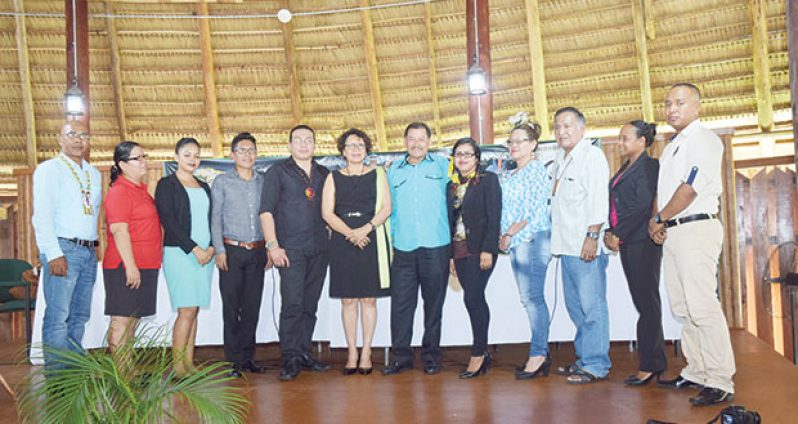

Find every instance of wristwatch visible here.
[586,231,600,240]
[266,240,279,250]
[653,213,663,224]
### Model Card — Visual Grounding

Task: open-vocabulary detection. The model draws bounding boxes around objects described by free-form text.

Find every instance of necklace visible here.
[59,154,92,215]
[293,162,315,201]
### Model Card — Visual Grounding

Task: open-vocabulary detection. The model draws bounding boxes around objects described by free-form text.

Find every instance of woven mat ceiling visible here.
[0,0,791,189]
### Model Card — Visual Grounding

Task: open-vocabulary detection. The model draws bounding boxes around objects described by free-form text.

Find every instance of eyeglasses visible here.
[291,137,315,146]
[507,138,531,147]
[65,131,90,141]
[234,147,257,155]
[126,154,149,162]
[344,143,366,151]
[454,152,476,159]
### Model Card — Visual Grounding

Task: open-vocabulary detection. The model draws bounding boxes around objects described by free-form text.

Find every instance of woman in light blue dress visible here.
[155,137,214,377]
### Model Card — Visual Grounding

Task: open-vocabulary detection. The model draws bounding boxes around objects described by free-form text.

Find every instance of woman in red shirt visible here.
[103,141,162,354]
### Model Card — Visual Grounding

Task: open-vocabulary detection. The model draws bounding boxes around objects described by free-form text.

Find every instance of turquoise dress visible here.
[163,187,213,309]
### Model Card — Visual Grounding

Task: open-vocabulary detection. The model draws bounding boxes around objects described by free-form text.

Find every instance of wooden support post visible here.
[66,0,90,157]
[749,0,774,132]
[14,0,37,168]
[281,0,302,126]
[524,0,549,138]
[788,0,798,173]
[643,0,655,40]
[360,1,387,151]
[467,0,493,144]
[196,1,223,157]
[632,0,654,122]
[104,1,127,140]
[424,1,442,145]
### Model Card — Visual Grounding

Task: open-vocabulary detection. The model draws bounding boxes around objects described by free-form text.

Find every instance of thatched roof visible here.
[0,0,793,192]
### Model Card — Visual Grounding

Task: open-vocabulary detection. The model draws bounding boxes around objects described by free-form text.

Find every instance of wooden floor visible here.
[0,329,796,423]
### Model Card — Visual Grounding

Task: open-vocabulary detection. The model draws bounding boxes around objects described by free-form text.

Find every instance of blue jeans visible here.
[510,231,552,357]
[560,253,610,377]
[40,239,97,370]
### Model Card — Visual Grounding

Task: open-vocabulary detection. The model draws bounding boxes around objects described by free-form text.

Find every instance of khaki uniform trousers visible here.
[662,218,735,393]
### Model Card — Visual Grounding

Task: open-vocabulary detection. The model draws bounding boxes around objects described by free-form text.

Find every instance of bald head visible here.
[664,84,701,132]
[60,120,90,163]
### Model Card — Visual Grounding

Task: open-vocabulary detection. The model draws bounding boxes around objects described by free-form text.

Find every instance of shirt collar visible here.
[116,174,147,190]
[232,167,259,182]
[557,137,590,160]
[59,153,87,170]
[672,119,702,142]
[398,153,434,168]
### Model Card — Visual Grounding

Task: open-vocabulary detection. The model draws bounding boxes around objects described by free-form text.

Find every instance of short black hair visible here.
[554,107,586,126]
[670,82,701,99]
[451,137,481,163]
[175,137,200,154]
[289,124,315,143]
[231,132,256,152]
[110,141,140,186]
[337,128,373,155]
[404,122,431,138]
[628,120,657,147]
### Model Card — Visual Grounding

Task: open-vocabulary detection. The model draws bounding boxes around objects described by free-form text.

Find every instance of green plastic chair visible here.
[0,259,35,349]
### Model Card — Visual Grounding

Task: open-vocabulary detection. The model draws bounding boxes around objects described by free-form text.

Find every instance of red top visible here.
[103,176,163,269]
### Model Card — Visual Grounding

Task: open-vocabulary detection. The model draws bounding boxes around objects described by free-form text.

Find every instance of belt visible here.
[664,213,716,228]
[59,237,99,248]
[223,238,265,250]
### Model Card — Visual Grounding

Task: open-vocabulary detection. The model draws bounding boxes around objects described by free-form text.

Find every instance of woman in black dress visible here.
[321,128,392,375]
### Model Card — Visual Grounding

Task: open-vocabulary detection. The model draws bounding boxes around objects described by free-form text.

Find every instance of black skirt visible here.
[103,265,158,318]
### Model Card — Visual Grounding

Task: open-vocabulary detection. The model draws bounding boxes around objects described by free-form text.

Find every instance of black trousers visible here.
[219,244,267,366]
[620,239,667,373]
[278,248,329,360]
[454,254,496,356]
[390,245,450,366]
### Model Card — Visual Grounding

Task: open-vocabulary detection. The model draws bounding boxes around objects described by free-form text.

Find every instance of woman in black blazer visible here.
[604,121,667,386]
[447,137,502,379]
[155,137,214,377]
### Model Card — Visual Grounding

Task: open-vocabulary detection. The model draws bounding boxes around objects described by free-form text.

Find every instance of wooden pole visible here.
[104,1,127,140]
[788,0,798,173]
[631,0,654,123]
[196,1,223,157]
[281,0,302,126]
[424,1,443,145]
[467,0,493,145]
[524,0,549,138]
[749,0,774,132]
[360,0,387,152]
[65,0,90,157]
[14,0,37,168]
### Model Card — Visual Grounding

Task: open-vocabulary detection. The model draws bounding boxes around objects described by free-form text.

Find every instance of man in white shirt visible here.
[650,83,735,406]
[549,107,611,384]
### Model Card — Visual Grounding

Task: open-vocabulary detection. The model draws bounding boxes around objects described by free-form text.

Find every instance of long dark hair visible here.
[110,141,141,186]
[451,137,482,186]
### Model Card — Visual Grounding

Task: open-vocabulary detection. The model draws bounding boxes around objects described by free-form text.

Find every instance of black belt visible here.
[59,237,99,248]
[664,213,716,229]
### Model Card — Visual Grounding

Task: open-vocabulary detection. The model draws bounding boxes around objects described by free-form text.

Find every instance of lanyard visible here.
[59,154,93,215]
[551,154,574,197]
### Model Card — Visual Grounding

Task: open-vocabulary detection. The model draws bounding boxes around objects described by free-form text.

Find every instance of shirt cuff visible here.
[43,245,65,263]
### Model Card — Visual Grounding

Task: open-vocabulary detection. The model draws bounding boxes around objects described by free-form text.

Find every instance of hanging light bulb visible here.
[467,59,487,96]
[65,78,85,116]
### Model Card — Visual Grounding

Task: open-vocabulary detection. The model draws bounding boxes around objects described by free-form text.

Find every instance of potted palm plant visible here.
[16,326,250,423]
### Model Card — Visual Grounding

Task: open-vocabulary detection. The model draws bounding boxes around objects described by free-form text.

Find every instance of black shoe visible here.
[279,357,301,381]
[382,361,414,375]
[343,367,358,375]
[515,355,552,380]
[553,362,579,376]
[226,366,243,379]
[424,363,442,375]
[657,375,703,390]
[459,353,492,379]
[241,360,265,374]
[358,366,373,375]
[299,353,331,372]
[624,371,662,386]
[689,387,734,406]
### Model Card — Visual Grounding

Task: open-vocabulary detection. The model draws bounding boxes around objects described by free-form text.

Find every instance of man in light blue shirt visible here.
[32,120,102,371]
[382,122,451,376]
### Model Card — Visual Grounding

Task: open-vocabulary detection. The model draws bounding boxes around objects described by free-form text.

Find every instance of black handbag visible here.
[707,405,761,424]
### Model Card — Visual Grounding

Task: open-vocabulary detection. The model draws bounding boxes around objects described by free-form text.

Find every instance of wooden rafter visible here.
[360,0,387,151]
[196,1,223,157]
[632,0,654,122]
[643,0,655,40]
[749,0,774,132]
[424,1,442,144]
[105,1,127,140]
[524,0,549,138]
[14,0,36,168]
[281,0,303,126]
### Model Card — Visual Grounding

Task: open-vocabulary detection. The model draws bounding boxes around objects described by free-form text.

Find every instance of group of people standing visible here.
[31,82,735,407]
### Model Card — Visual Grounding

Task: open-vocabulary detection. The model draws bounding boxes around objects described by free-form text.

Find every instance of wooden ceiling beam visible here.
[14,0,37,168]
[196,1,223,157]
[360,0,387,151]
[632,0,654,122]
[104,1,127,141]
[424,0,442,144]
[280,0,302,126]
[524,0,550,138]
[748,0,774,132]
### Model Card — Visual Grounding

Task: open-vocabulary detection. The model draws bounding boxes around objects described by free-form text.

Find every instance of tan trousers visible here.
[662,218,735,393]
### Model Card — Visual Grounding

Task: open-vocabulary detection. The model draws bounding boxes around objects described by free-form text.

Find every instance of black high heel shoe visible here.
[343,367,358,375]
[459,353,492,379]
[515,355,552,380]
[624,371,662,386]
